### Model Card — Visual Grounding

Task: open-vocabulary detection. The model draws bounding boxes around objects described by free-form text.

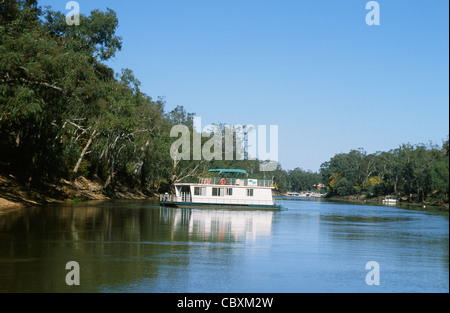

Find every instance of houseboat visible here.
[160,169,283,210]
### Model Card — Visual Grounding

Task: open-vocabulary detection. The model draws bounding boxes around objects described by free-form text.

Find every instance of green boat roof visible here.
[208,169,249,177]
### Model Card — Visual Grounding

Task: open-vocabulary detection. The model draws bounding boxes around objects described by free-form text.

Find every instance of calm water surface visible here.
[0,198,448,293]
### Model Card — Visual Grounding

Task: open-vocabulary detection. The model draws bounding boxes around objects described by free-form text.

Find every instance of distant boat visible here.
[286,191,324,198]
[160,169,283,210]
[382,196,397,205]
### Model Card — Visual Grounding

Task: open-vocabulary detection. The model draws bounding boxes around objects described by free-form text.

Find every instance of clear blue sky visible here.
[39,0,449,172]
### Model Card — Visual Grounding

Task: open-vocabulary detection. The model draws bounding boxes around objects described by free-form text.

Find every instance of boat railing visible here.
[198,177,273,187]
[160,193,191,203]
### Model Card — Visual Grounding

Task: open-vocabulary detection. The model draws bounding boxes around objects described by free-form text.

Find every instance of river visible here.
[0,198,448,293]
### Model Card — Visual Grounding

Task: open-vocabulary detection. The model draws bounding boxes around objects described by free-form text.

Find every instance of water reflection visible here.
[0,204,274,246]
[174,209,272,243]
[0,202,274,292]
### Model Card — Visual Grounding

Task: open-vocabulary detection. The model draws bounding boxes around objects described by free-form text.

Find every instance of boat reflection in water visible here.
[162,208,274,243]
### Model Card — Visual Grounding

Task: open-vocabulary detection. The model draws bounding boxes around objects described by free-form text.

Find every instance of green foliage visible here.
[430,161,449,203]
[0,1,167,190]
[288,168,321,192]
[320,140,449,205]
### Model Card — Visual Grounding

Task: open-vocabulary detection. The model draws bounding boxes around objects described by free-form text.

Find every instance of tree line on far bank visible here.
[318,141,449,206]
[265,139,449,207]
[1,2,448,207]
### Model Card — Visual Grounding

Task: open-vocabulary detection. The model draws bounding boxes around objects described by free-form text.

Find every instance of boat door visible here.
[179,186,191,202]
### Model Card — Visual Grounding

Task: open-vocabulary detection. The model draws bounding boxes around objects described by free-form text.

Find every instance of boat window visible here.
[195,187,207,196]
[247,189,254,197]
[226,188,233,196]
[213,188,225,197]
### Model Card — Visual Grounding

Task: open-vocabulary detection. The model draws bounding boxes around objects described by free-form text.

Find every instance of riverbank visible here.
[325,194,449,211]
[0,197,23,213]
[0,174,152,212]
